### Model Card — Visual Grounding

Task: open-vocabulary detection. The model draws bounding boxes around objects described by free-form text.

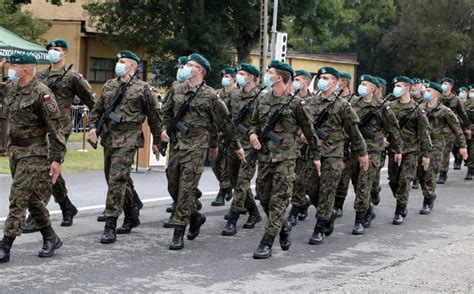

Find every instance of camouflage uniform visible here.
[388,99,431,210]
[89,77,161,218]
[36,65,95,207]
[464,99,474,171]
[250,89,321,236]
[0,82,9,154]
[418,103,466,201]
[162,82,241,227]
[0,78,66,237]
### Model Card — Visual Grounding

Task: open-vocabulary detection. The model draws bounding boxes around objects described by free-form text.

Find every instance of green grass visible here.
[68,132,89,143]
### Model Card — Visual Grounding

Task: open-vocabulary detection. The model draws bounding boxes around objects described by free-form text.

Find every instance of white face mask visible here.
[48,50,62,64]
[115,63,128,77]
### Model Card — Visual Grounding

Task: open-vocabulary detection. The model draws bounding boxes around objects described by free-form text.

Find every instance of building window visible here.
[89,57,115,83]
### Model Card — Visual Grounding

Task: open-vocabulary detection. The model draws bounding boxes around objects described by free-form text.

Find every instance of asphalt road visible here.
[0,162,473,293]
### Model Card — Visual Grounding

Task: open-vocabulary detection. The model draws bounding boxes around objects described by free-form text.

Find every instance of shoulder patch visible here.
[46,102,57,113]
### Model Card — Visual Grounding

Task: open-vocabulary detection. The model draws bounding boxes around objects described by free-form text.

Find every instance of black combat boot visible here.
[221,187,233,201]
[243,202,262,229]
[253,232,275,259]
[195,188,203,199]
[97,211,106,222]
[38,226,62,258]
[23,214,39,233]
[223,210,230,220]
[187,212,206,240]
[333,197,344,218]
[211,189,225,206]
[392,204,405,225]
[100,217,117,244]
[222,210,240,236]
[371,186,381,206]
[116,204,140,234]
[465,167,473,180]
[352,211,366,235]
[163,213,175,228]
[437,171,447,184]
[279,220,292,251]
[420,197,434,215]
[363,203,376,228]
[412,179,419,189]
[195,189,203,211]
[453,157,462,170]
[298,199,310,220]
[287,206,299,227]
[132,189,143,209]
[58,196,78,227]
[169,225,186,250]
[0,236,15,263]
[309,220,325,245]
[165,202,176,213]
[323,210,337,236]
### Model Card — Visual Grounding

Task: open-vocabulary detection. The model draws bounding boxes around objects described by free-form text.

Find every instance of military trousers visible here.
[467,137,474,168]
[388,152,418,208]
[4,156,52,237]
[441,132,456,172]
[51,133,70,204]
[291,157,309,207]
[228,149,256,213]
[351,152,381,212]
[335,156,354,201]
[418,146,443,200]
[371,150,386,195]
[211,142,231,189]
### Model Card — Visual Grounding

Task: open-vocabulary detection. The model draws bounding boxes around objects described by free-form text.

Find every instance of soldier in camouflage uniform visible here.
[417,82,468,214]
[249,60,321,259]
[463,85,474,180]
[20,39,96,233]
[388,76,432,225]
[0,84,7,155]
[211,67,237,206]
[437,77,471,183]
[221,63,263,236]
[409,78,423,190]
[0,54,66,263]
[350,75,402,234]
[286,69,314,226]
[302,67,368,245]
[161,53,245,250]
[88,51,162,244]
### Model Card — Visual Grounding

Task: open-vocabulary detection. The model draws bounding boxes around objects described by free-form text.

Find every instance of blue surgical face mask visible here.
[48,50,61,64]
[469,92,474,99]
[458,92,466,99]
[393,86,404,98]
[420,86,427,93]
[358,85,368,97]
[8,68,18,82]
[177,65,192,81]
[317,79,329,92]
[423,91,432,102]
[410,90,419,96]
[292,81,301,91]
[441,84,449,93]
[236,74,247,87]
[221,77,232,88]
[263,73,273,88]
[115,63,128,77]
[334,83,341,93]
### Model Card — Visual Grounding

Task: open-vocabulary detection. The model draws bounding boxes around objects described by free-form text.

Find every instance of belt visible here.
[10,135,46,146]
[111,123,142,131]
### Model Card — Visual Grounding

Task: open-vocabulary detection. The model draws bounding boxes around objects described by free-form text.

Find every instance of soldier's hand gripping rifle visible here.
[157,81,205,156]
[87,70,138,149]
[48,64,73,92]
[357,94,393,140]
[245,89,300,168]
[313,91,343,141]
[234,86,266,135]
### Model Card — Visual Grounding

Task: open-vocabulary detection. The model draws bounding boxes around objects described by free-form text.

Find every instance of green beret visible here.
[175,56,188,68]
[236,63,260,77]
[428,82,443,94]
[412,77,422,84]
[116,50,140,63]
[339,71,352,80]
[188,53,211,73]
[422,79,430,84]
[441,77,455,84]
[9,53,37,64]
[268,60,294,77]
[376,77,387,86]
[294,70,312,80]
[469,84,474,90]
[360,74,380,87]
[46,38,68,50]
[220,67,236,76]
[459,86,468,92]
[393,76,413,85]
[317,66,339,79]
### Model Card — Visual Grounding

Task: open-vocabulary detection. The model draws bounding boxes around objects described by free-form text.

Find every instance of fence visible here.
[71,105,90,132]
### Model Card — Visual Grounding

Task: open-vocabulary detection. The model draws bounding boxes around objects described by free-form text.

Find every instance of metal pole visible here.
[270,0,278,60]
[259,0,269,83]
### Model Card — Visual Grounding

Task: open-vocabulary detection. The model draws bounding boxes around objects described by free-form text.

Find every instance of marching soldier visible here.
[303,67,368,245]
[411,78,423,104]
[458,86,468,103]
[211,67,237,206]
[388,76,432,225]
[349,75,402,234]
[464,85,474,180]
[222,63,263,236]
[21,38,96,232]
[88,50,162,244]
[161,53,245,250]
[249,60,321,259]
[437,77,471,183]
[417,82,467,214]
[0,54,65,263]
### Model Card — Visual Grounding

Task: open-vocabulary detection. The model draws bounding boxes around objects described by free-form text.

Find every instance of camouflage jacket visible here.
[412,94,423,105]
[442,93,470,130]
[352,96,403,153]
[217,87,235,109]
[423,102,466,150]
[162,81,241,151]
[0,78,65,162]
[36,65,95,134]
[463,99,474,130]
[305,91,367,158]
[89,77,162,148]
[389,99,432,157]
[249,89,321,162]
